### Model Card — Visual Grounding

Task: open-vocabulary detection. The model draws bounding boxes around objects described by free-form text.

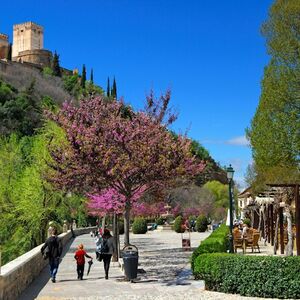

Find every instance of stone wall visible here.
[12,49,52,67]
[0,227,96,300]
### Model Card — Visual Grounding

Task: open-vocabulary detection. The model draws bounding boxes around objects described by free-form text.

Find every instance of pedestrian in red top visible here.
[74,244,93,280]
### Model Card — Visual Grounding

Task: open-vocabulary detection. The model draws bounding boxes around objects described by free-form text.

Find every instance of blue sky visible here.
[2,0,274,188]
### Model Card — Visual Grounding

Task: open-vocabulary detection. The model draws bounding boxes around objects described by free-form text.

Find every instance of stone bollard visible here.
[47,221,54,238]
[72,220,77,229]
[63,220,68,233]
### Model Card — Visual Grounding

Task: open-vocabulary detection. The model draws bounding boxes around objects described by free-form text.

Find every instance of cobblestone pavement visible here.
[19,230,282,300]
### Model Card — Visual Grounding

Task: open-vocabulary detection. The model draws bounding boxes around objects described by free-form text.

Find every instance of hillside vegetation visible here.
[0,60,227,264]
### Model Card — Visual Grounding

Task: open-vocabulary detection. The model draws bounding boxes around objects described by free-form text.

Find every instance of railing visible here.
[0,227,96,300]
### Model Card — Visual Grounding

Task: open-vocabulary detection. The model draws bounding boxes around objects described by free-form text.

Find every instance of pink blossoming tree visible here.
[47,93,205,244]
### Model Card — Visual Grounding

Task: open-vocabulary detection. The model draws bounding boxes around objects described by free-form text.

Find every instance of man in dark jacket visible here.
[41,228,63,283]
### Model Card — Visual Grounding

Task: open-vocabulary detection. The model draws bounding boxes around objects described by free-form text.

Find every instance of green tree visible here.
[51,51,61,77]
[90,68,94,83]
[81,64,86,88]
[0,122,90,264]
[204,180,229,209]
[111,77,117,99]
[106,77,110,97]
[0,80,42,136]
[247,0,300,185]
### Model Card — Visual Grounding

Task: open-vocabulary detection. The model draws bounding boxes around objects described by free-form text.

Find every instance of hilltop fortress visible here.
[0,21,52,67]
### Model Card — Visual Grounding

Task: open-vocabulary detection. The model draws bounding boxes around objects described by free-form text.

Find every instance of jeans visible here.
[77,264,84,279]
[49,258,59,279]
[102,254,112,278]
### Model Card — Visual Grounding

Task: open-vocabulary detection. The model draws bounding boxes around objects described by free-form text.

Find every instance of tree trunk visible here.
[263,206,267,246]
[124,201,131,246]
[251,210,254,228]
[102,215,106,231]
[285,205,293,256]
[116,215,120,259]
[112,213,119,262]
[258,209,261,233]
[274,209,279,255]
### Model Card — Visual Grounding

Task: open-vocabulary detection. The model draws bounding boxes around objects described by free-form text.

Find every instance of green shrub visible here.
[173,216,185,233]
[243,218,251,227]
[155,217,164,225]
[196,215,208,232]
[191,224,229,273]
[43,67,54,76]
[194,253,300,299]
[132,217,147,234]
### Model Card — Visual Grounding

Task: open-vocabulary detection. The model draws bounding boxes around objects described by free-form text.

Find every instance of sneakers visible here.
[51,278,56,283]
[105,275,108,280]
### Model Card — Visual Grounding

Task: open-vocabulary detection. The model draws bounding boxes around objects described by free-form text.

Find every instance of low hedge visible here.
[196,215,208,232]
[174,216,185,233]
[191,224,229,273]
[194,253,300,299]
[155,217,165,225]
[132,217,147,234]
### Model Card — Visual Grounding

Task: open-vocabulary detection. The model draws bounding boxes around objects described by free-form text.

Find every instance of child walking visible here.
[74,244,93,280]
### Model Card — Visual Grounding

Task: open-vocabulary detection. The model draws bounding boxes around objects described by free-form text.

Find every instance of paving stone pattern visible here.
[19,230,282,300]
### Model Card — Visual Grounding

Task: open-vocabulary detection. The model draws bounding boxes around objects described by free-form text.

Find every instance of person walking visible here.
[74,244,93,280]
[41,228,62,283]
[101,229,115,279]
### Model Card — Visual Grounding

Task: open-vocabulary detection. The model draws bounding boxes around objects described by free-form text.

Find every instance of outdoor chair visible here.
[233,230,244,253]
[245,233,260,253]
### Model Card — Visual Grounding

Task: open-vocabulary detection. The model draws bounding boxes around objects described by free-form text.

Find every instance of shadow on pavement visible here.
[137,247,195,286]
[17,237,75,300]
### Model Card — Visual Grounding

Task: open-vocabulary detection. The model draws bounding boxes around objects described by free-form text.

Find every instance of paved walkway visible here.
[18,230,278,300]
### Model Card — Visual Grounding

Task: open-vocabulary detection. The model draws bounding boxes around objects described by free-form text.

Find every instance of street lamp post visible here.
[226,164,234,253]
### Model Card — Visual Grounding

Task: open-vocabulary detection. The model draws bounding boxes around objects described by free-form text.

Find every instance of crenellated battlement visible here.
[13,21,43,31]
[0,33,8,41]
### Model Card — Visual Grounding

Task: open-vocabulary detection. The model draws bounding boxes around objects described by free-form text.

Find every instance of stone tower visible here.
[12,21,43,57]
[12,21,51,67]
[0,33,9,59]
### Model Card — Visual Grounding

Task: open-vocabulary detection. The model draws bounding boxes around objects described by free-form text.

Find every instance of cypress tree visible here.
[90,68,94,84]
[52,51,61,77]
[112,77,117,99]
[106,77,110,97]
[81,64,86,88]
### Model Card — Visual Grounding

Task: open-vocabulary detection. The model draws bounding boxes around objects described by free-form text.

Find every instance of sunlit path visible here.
[17,230,280,300]
[19,231,211,299]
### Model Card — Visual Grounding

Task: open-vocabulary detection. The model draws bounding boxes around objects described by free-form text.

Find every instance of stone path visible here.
[18,230,281,300]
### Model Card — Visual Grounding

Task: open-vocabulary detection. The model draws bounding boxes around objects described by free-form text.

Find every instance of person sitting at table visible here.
[241,223,249,238]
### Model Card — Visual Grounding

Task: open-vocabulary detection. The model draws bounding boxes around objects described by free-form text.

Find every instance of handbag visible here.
[43,246,50,260]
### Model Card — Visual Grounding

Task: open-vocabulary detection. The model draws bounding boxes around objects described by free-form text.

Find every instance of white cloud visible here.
[201,136,250,147]
[226,136,250,146]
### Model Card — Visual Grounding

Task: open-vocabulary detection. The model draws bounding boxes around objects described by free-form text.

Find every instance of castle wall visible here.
[0,33,9,60]
[12,49,52,67]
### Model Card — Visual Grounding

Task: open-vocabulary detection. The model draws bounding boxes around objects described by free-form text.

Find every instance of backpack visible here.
[100,238,109,254]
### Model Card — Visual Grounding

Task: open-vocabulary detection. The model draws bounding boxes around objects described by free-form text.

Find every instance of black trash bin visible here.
[122,245,138,281]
